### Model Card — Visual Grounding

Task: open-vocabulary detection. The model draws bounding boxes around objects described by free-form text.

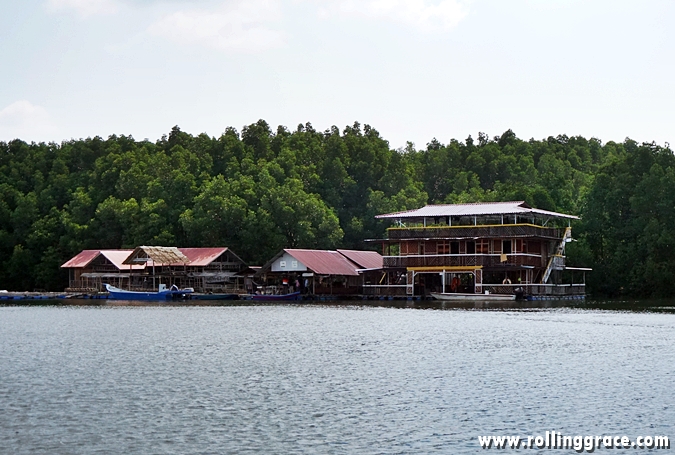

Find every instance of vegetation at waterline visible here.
[0,121,673,297]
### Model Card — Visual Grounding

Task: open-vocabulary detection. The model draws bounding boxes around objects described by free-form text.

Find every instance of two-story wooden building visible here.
[371,201,589,299]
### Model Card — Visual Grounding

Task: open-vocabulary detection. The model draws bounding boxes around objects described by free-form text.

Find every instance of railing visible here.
[482,283,585,296]
[383,253,546,269]
[362,285,408,296]
[387,224,563,240]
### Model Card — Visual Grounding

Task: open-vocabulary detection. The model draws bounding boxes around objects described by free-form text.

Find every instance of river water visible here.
[0,300,674,454]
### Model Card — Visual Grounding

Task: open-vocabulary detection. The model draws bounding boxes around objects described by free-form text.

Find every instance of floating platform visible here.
[0,292,68,300]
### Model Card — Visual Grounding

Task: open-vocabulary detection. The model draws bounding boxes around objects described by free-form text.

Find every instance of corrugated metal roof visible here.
[61,250,101,268]
[100,250,145,270]
[177,248,228,267]
[123,246,190,265]
[337,249,383,269]
[375,201,579,220]
[61,249,145,270]
[63,247,247,269]
[283,249,361,276]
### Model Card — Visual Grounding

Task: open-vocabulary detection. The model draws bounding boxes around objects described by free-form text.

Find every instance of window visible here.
[437,241,449,254]
[450,242,460,254]
[502,240,512,254]
[466,241,476,254]
[477,239,489,254]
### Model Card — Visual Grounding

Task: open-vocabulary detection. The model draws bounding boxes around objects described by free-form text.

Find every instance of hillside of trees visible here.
[1,120,673,297]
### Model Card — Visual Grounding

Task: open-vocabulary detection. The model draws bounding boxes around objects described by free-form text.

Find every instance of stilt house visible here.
[371,201,589,298]
[256,249,383,296]
[62,246,250,293]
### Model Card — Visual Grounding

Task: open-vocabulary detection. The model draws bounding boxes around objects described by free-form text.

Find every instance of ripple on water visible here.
[0,305,674,454]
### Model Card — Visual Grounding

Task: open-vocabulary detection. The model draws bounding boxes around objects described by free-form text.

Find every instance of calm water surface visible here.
[1,301,674,454]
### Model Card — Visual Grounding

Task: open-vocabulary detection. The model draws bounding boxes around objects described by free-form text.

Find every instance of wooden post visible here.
[441,270,445,293]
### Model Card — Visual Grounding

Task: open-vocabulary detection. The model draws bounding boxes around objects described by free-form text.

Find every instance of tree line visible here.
[0,120,672,297]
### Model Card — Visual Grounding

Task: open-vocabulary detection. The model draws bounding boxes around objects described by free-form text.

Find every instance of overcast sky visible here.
[1,0,673,149]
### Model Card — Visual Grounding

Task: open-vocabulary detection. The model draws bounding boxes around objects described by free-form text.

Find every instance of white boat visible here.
[430,292,516,301]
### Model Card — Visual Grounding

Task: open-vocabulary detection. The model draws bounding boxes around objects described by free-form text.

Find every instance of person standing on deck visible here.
[451,276,460,293]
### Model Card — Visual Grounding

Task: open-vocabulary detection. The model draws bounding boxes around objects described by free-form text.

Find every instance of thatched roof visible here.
[122,246,191,266]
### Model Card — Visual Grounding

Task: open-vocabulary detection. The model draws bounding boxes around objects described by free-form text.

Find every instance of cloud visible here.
[314,0,469,31]
[0,101,59,142]
[147,0,286,52]
[45,0,120,17]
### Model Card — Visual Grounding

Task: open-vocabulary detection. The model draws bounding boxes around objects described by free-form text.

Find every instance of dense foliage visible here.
[0,120,672,296]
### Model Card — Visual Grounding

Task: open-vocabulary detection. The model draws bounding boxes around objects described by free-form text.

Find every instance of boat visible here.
[430,292,516,301]
[251,291,301,301]
[190,293,240,301]
[104,283,193,301]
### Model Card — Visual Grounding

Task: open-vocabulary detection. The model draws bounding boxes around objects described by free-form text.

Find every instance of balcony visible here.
[383,253,546,269]
[386,224,563,241]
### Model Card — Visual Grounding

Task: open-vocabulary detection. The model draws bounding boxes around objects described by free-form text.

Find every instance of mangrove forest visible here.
[1,120,673,297]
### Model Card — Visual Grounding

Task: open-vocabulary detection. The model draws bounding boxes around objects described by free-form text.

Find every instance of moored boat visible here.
[104,283,193,301]
[190,293,240,300]
[430,292,515,301]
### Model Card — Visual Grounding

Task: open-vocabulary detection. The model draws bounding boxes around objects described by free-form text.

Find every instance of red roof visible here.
[61,250,101,268]
[101,250,145,270]
[337,249,383,269]
[62,247,246,269]
[284,249,361,276]
[61,249,144,270]
[177,248,229,266]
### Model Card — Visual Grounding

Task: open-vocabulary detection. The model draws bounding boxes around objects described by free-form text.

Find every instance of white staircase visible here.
[541,227,572,284]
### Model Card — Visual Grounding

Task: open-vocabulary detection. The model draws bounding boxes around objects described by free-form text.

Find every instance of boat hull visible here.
[251,291,301,301]
[191,293,240,300]
[104,284,192,301]
[430,292,515,301]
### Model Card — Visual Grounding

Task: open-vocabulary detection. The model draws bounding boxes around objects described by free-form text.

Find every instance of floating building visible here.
[256,249,382,296]
[369,201,589,299]
[62,246,250,293]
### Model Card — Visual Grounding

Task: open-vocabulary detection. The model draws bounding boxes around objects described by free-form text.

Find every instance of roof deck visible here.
[376,201,579,222]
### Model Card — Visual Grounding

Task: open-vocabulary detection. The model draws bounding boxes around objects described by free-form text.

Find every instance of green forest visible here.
[1,120,673,297]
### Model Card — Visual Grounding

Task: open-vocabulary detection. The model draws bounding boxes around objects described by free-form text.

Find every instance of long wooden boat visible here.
[104,284,193,301]
[430,292,516,301]
[251,291,301,301]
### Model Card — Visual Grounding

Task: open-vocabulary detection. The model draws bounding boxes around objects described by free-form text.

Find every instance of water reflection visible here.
[3,298,675,313]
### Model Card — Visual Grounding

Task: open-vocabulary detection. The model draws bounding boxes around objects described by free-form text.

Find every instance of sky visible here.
[0,0,673,149]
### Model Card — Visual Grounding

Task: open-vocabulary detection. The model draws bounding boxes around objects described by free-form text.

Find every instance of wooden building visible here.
[62,246,250,293]
[370,201,589,298]
[256,249,382,296]
[61,250,144,291]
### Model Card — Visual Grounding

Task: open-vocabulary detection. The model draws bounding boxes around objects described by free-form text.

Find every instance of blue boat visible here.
[104,284,193,301]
